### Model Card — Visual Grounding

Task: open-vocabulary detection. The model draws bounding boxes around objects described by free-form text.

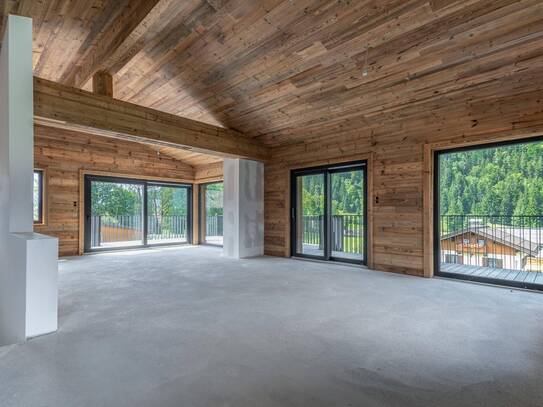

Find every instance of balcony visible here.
[439,215,543,284]
[300,214,364,260]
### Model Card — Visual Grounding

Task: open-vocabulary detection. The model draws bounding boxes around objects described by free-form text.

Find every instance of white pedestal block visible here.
[8,233,58,339]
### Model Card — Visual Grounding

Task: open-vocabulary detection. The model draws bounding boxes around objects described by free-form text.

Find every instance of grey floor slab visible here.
[2,246,543,407]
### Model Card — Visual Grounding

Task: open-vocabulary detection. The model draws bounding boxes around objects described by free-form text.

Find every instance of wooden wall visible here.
[34,125,195,256]
[264,88,543,277]
[194,161,223,184]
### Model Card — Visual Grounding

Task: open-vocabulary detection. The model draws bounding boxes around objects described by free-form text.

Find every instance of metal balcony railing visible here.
[206,215,223,237]
[439,215,543,274]
[301,214,364,254]
[90,215,189,246]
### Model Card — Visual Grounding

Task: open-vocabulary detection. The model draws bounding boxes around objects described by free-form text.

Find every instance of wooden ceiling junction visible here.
[2,0,543,154]
[33,76,268,160]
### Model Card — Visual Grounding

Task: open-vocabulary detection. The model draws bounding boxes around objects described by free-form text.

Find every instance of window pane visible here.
[90,180,144,249]
[331,169,364,261]
[147,185,189,244]
[201,182,223,245]
[438,139,543,286]
[33,170,42,223]
[295,173,325,257]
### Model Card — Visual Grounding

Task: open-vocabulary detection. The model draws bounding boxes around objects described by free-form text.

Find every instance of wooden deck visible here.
[441,263,543,284]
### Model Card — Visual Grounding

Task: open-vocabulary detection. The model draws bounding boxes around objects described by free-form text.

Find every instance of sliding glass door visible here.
[200,182,224,245]
[147,184,189,244]
[293,173,325,257]
[86,178,144,250]
[84,175,191,252]
[330,168,365,262]
[291,161,367,264]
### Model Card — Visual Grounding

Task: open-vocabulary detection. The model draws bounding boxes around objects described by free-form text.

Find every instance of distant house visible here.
[441,223,543,272]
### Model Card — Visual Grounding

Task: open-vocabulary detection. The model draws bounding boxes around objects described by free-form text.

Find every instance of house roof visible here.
[441,226,543,257]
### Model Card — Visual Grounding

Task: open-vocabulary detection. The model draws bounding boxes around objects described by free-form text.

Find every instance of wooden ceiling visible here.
[2,0,543,149]
[157,146,224,167]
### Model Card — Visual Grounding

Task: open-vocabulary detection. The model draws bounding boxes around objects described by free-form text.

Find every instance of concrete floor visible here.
[2,246,543,407]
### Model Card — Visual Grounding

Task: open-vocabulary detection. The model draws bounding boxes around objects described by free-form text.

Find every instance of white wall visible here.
[223,159,264,258]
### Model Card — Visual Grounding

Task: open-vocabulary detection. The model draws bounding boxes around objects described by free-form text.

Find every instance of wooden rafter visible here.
[33,77,269,161]
[92,71,114,97]
[60,0,178,88]
[0,0,31,43]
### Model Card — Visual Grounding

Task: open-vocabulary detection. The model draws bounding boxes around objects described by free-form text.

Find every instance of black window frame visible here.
[33,169,44,225]
[84,174,192,253]
[290,160,368,266]
[433,135,543,291]
[199,181,224,247]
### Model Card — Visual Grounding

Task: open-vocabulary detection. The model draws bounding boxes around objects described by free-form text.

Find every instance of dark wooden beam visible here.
[92,71,114,97]
[61,0,178,88]
[33,77,269,161]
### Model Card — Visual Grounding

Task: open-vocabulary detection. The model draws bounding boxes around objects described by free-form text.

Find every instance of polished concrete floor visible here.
[2,246,543,407]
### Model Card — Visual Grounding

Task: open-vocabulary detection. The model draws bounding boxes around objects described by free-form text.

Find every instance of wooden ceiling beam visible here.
[60,0,179,88]
[92,71,114,98]
[33,77,269,161]
[0,0,32,43]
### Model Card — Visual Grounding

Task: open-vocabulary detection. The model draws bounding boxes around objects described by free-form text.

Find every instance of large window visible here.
[33,170,44,224]
[291,161,367,264]
[435,138,543,290]
[84,175,191,252]
[200,182,223,245]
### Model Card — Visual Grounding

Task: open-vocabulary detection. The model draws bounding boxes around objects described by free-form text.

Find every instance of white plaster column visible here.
[0,15,58,346]
[223,159,264,258]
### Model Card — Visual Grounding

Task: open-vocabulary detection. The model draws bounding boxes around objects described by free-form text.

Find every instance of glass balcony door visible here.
[291,162,367,265]
[84,175,192,252]
[85,178,145,250]
[330,168,365,262]
[293,172,325,258]
[147,184,190,245]
[200,182,224,246]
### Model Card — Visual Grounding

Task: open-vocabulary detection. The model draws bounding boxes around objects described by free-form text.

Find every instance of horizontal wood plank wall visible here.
[194,161,223,184]
[264,89,543,277]
[33,125,195,257]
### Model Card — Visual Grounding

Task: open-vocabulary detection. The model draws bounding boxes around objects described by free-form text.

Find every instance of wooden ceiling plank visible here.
[4,0,542,148]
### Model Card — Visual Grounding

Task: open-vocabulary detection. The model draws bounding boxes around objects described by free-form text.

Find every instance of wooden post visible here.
[92,71,113,97]
[423,144,434,278]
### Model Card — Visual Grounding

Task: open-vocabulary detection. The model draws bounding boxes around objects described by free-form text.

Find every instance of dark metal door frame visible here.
[84,174,193,253]
[199,180,224,247]
[290,160,368,265]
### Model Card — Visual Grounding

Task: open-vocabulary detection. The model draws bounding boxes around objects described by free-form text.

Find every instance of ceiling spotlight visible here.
[361,45,370,78]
